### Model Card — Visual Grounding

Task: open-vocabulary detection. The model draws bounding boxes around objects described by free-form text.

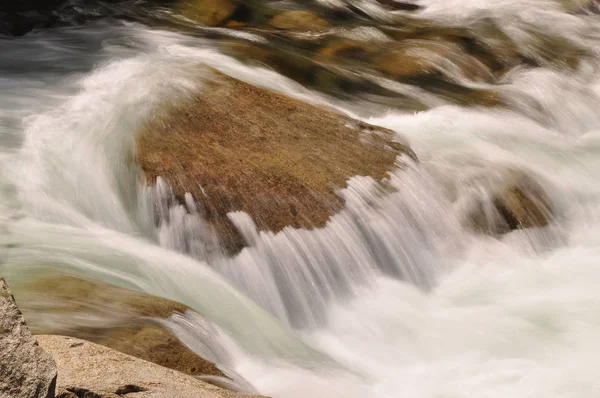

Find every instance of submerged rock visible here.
[373,39,503,106]
[376,0,421,11]
[176,0,240,26]
[269,10,330,31]
[37,335,263,398]
[0,277,57,398]
[99,324,224,378]
[138,70,412,253]
[557,0,598,12]
[374,40,493,82]
[315,39,374,65]
[463,169,554,235]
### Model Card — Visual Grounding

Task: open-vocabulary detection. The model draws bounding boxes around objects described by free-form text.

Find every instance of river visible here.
[2,0,600,396]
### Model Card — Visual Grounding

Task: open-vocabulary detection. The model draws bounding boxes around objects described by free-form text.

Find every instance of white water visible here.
[2,0,600,396]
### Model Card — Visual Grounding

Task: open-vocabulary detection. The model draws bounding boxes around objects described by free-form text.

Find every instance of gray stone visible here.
[36,335,265,398]
[0,277,57,398]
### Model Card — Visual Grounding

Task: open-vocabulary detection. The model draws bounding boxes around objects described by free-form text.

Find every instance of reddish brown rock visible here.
[138,70,411,252]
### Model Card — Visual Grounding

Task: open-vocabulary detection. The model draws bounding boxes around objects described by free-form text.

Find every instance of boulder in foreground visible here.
[138,70,413,253]
[37,335,263,398]
[0,277,57,398]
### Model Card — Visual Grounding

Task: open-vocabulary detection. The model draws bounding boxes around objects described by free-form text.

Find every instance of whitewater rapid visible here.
[2,1,600,396]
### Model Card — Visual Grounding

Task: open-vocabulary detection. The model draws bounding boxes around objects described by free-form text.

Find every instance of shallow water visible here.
[2,0,600,396]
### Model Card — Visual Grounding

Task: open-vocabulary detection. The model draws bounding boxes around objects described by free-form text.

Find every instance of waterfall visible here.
[2,0,600,396]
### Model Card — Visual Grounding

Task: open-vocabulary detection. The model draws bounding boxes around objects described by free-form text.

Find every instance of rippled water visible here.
[2,0,600,396]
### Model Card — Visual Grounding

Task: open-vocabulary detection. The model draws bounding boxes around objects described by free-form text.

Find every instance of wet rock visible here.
[138,70,411,253]
[556,0,597,11]
[376,0,422,11]
[99,324,224,377]
[17,274,224,378]
[0,277,57,398]
[373,39,502,106]
[464,170,554,235]
[269,10,330,31]
[576,0,600,12]
[37,336,263,398]
[315,39,374,65]
[177,0,240,26]
[374,40,493,83]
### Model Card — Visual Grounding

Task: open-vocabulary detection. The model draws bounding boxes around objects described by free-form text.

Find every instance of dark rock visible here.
[0,277,57,398]
[376,0,421,11]
[0,1,63,35]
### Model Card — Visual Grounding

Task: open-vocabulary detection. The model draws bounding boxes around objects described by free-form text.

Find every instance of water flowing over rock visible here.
[376,0,421,11]
[177,0,240,26]
[3,0,600,395]
[269,10,331,31]
[463,169,554,235]
[36,336,263,398]
[0,278,57,398]
[138,70,413,253]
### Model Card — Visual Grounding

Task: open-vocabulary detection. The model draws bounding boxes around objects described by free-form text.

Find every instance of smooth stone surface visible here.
[37,335,264,398]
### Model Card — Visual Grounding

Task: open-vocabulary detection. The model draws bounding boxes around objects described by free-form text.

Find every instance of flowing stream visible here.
[2,0,600,396]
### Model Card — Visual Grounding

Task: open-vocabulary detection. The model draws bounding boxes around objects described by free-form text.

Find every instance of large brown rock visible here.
[138,70,412,252]
[0,278,57,398]
[37,336,263,398]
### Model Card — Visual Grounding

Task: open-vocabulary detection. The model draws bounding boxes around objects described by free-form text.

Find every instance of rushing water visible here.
[2,0,600,396]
